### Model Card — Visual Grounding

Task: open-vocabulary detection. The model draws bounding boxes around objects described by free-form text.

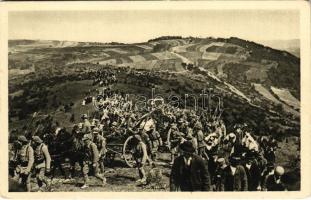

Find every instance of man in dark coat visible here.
[170,141,211,191]
[243,152,261,191]
[221,155,248,191]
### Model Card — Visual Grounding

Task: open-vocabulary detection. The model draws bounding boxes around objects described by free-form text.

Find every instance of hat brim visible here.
[180,144,195,153]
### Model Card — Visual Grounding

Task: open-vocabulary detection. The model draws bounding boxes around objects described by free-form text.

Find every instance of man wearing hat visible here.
[207,150,219,189]
[13,136,34,192]
[243,152,261,191]
[214,158,227,191]
[81,134,106,189]
[92,127,107,174]
[31,135,52,191]
[170,141,211,191]
[220,155,248,191]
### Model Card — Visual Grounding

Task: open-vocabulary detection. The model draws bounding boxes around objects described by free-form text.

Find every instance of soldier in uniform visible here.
[148,128,163,162]
[69,124,84,178]
[132,134,148,184]
[167,123,184,165]
[81,114,92,134]
[13,136,34,192]
[50,127,71,182]
[193,121,207,159]
[81,134,106,189]
[31,136,52,191]
[92,127,107,174]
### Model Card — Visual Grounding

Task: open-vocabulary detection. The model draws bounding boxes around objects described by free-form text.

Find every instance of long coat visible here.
[221,165,248,191]
[170,154,211,191]
[244,161,261,191]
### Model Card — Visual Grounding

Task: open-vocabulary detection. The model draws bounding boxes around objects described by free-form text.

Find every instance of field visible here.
[271,87,300,109]
[202,52,222,60]
[253,83,300,116]
[253,83,282,104]
[151,51,180,60]
[135,44,153,50]
[129,55,147,62]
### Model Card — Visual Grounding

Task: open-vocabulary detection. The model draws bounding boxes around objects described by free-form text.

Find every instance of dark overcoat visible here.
[170,154,211,191]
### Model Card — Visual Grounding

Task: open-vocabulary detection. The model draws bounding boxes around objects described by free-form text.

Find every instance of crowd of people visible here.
[9,68,287,192]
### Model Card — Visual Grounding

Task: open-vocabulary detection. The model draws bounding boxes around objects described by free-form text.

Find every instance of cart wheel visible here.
[123,135,136,168]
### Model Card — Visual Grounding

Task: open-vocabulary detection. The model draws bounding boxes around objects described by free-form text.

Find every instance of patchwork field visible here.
[129,55,147,62]
[245,67,269,81]
[105,48,129,55]
[151,51,180,60]
[253,83,282,104]
[271,87,300,109]
[253,84,299,116]
[98,59,117,65]
[135,44,153,50]
[202,52,222,60]
[171,44,197,53]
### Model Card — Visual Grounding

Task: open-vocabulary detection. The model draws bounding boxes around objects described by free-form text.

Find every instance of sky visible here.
[9,10,300,43]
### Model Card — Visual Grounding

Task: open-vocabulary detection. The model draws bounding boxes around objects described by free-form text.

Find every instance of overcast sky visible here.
[9,10,299,43]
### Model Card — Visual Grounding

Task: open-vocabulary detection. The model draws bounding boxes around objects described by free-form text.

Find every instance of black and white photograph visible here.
[1,2,310,196]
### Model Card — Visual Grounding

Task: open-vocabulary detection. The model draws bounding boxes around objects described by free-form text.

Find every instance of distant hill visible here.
[9,36,300,122]
[258,39,300,57]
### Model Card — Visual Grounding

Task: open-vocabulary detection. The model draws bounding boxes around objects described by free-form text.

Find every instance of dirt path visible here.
[29,153,172,192]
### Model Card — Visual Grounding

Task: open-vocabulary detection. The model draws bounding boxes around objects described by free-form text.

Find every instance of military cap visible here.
[92,127,100,133]
[17,135,28,143]
[32,136,43,143]
[82,134,92,141]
